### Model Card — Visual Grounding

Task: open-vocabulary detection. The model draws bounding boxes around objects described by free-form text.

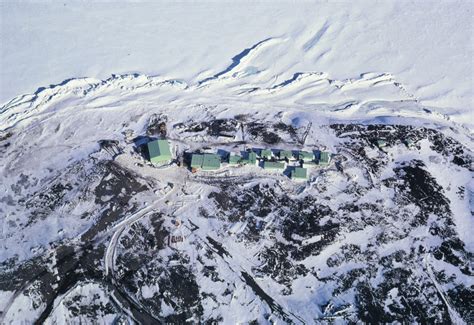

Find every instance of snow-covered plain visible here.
[1,1,473,127]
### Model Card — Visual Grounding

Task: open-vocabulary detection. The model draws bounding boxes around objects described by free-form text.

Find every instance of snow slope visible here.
[0,67,472,323]
[1,1,473,126]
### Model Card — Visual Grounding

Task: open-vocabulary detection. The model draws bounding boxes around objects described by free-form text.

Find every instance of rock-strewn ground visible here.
[1,113,472,323]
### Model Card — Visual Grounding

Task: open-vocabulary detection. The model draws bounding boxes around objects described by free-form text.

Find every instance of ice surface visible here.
[1,2,473,126]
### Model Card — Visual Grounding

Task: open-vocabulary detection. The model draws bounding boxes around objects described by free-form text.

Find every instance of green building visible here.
[298,151,314,161]
[190,154,204,168]
[303,161,318,168]
[319,151,330,165]
[229,155,242,165]
[405,139,415,148]
[279,150,293,160]
[245,151,257,165]
[291,167,307,180]
[202,154,221,170]
[263,161,285,170]
[377,139,387,148]
[260,149,273,160]
[190,153,221,170]
[147,140,172,164]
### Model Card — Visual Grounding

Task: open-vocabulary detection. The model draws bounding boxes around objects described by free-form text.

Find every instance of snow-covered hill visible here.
[0,2,473,324]
[0,60,472,323]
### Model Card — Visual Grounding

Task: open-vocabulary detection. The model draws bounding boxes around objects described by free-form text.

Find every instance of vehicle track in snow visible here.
[424,254,466,325]
[104,185,179,277]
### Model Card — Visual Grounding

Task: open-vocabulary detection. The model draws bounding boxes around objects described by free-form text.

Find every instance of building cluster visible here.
[146,139,331,180]
[189,148,331,180]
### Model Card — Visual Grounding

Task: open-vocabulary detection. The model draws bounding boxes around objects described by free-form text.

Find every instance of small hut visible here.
[279,150,293,161]
[376,139,387,148]
[298,151,314,162]
[291,167,307,180]
[260,149,273,160]
[263,161,285,170]
[229,155,242,165]
[318,151,331,165]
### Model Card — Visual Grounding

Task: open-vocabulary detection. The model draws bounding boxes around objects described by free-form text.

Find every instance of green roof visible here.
[298,151,314,161]
[291,167,307,179]
[261,149,272,159]
[263,161,285,170]
[405,139,415,147]
[303,160,318,167]
[229,155,242,165]
[147,140,172,163]
[202,154,221,170]
[319,151,330,164]
[241,151,257,165]
[377,139,387,147]
[190,154,204,168]
[248,152,257,165]
[279,150,293,159]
